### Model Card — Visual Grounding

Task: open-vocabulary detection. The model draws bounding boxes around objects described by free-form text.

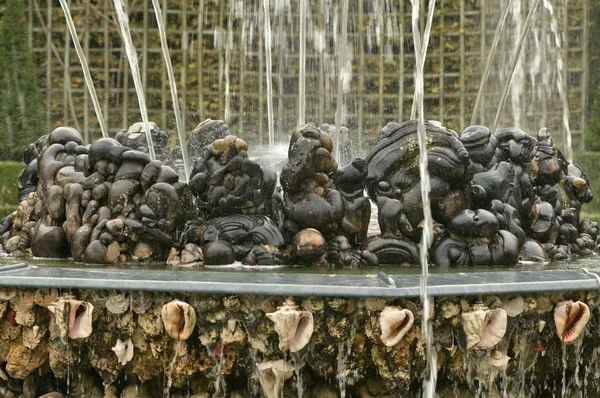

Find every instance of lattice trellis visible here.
[24,0,590,152]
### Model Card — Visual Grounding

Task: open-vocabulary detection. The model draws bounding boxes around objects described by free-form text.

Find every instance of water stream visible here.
[492,0,540,133]
[112,0,157,160]
[542,0,573,163]
[334,0,349,162]
[150,0,191,182]
[58,0,108,139]
[298,0,307,126]
[262,0,275,154]
[410,1,437,396]
[471,0,513,126]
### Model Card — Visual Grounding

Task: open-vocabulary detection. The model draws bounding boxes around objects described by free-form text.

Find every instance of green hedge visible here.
[0,161,23,218]
[574,152,600,219]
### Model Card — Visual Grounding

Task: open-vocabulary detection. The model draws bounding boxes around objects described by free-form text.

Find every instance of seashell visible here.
[554,300,590,343]
[538,320,546,333]
[112,338,134,366]
[130,291,153,314]
[256,360,295,398]
[439,301,460,319]
[490,349,510,369]
[266,300,314,352]
[461,303,507,350]
[80,290,110,309]
[34,288,59,307]
[121,385,153,398]
[378,306,414,347]
[0,287,16,302]
[0,302,7,319]
[502,294,524,317]
[161,300,196,340]
[68,373,103,398]
[38,394,66,398]
[484,295,502,309]
[48,299,94,342]
[106,291,130,314]
[104,385,119,398]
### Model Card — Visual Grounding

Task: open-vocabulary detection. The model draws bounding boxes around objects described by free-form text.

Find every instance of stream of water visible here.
[298,0,307,126]
[150,0,191,182]
[334,0,349,162]
[410,1,437,396]
[58,0,108,139]
[263,0,274,155]
[112,0,157,160]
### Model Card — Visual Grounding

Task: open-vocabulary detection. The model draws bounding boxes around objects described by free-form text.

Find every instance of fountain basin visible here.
[0,260,600,298]
[0,261,598,397]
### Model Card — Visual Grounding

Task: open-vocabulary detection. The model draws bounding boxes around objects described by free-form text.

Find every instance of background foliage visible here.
[0,0,45,161]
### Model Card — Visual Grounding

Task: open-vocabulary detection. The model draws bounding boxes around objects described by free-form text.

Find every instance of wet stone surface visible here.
[0,119,599,268]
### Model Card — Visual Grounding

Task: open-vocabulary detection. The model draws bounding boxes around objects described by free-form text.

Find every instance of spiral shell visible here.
[130,291,153,314]
[106,291,130,315]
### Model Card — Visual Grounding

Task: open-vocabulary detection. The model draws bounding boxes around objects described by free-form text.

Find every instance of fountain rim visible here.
[0,263,598,297]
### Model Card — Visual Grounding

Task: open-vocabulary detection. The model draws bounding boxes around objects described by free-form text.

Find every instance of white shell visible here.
[490,349,510,369]
[461,305,507,350]
[379,306,414,347]
[256,360,295,398]
[266,301,314,352]
[112,338,134,366]
[502,294,525,317]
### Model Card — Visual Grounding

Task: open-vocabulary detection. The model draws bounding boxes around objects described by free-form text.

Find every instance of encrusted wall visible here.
[0,287,598,397]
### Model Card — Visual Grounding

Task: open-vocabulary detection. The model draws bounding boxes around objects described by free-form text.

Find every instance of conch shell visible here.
[379,306,414,347]
[266,300,314,352]
[461,303,507,350]
[161,300,196,340]
[48,299,94,342]
[256,360,295,398]
[554,300,590,342]
[112,338,134,365]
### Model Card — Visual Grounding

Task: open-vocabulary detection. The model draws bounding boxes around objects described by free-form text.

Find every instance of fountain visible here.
[0,0,599,396]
